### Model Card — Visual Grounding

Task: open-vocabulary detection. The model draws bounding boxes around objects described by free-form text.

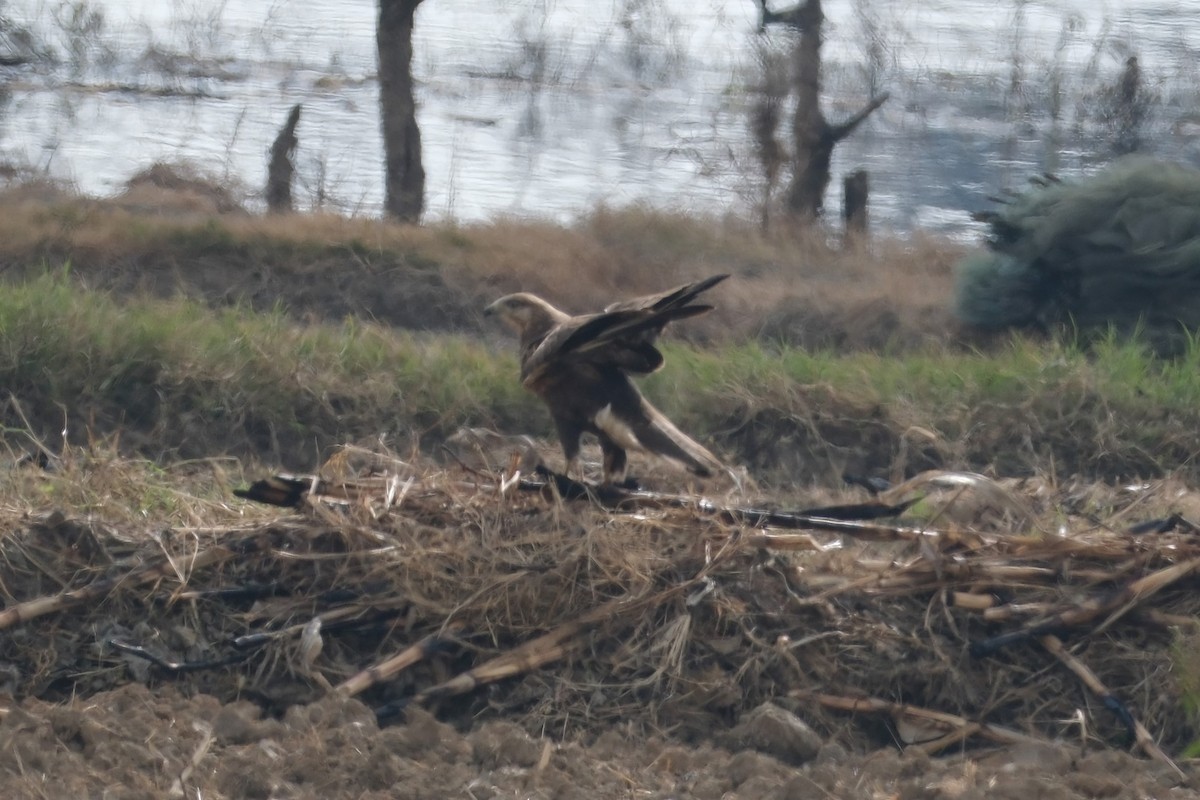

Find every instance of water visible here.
[2,0,1199,236]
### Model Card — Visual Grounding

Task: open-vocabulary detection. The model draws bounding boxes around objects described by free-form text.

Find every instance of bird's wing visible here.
[520,304,710,388]
[520,274,730,388]
[603,274,730,315]
[521,310,656,386]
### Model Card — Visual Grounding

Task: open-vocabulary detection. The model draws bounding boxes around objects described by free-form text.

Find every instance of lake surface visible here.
[2,0,1199,236]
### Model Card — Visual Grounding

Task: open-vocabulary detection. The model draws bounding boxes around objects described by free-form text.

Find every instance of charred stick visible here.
[108,639,252,673]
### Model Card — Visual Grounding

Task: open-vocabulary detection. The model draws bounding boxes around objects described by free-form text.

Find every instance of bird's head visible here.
[483,293,562,335]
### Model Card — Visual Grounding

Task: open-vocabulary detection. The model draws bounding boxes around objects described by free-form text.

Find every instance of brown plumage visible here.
[484,275,729,484]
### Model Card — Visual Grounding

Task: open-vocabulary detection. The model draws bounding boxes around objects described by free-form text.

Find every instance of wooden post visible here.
[843,170,869,237]
[266,104,301,214]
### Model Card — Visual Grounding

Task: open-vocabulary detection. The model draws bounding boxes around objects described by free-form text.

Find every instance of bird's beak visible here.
[483,300,499,318]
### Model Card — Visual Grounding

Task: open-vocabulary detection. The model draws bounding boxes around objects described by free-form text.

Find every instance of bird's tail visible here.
[631,399,725,478]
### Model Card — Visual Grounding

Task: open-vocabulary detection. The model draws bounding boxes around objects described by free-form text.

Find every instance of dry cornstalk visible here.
[338,623,464,697]
[974,555,1200,654]
[981,602,1055,621]
[411,595,631,705]
[940,561,1060,583]
[742,532,831,551]
[949,591,999,611]
[1094,555,1200,633]
[907,725,980,756]
[0,535,265,630]
[167,723,215,798]
[851,557,1058,584]
[1039,634,1185,780]
[805,559,1058,603]
[790,689,1045,752]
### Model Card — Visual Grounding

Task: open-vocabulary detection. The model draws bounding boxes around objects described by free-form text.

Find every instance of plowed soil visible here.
[3,456,1200,799]
[1,684,1192,800]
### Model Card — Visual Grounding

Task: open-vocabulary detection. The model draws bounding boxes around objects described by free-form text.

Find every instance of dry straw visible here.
[2,441,1199,770]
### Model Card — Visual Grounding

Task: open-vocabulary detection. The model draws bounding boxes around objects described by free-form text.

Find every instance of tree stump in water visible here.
[377,0,426,222]
[266,104,301,214]
[843,170,869,238]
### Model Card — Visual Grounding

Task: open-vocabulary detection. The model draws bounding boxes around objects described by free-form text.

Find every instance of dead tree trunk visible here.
[1112,56,1147,155]
[377,0,425,222]
[756,0,889,221]
[750,43,789,232]
[266,104,301,213]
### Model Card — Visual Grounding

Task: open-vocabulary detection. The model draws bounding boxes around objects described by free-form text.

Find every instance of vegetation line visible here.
[4,274,1200,482]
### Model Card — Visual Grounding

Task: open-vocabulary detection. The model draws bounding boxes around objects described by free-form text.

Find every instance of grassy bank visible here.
[0,180,965,352]
[0,274,532,466]
[4,273,1199,483]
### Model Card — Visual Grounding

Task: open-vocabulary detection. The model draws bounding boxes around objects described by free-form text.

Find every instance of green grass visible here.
[618,335,1200,481]
[0,272,537,466]
[4,272,1200,481]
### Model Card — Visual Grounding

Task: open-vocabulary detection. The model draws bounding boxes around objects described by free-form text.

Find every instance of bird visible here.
[484,275,729,485]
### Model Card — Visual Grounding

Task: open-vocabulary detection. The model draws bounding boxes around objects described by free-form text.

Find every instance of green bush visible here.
[957,158,1200,351]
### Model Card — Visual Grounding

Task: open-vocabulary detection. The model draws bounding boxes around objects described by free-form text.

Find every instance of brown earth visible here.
[3,450,1200,799]
[1,684,1193,800]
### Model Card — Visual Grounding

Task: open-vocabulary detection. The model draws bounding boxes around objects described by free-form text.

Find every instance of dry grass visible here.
[3,442,1200,765]
[118,161,248,215]
[0,179,969,351]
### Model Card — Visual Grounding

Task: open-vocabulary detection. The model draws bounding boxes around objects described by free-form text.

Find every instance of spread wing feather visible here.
[521,275,729,387]
[603,274,730,314]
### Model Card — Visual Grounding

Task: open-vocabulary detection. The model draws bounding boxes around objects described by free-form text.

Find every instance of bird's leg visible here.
[552,417,587,485]
[564,455,581,483]
[598,435,632,487]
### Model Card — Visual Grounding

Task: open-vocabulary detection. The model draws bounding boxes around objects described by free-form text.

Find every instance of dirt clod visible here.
[722,702,823,765]
[211,700,268,745]
[468,719,544,768]
[0,683,1196,799]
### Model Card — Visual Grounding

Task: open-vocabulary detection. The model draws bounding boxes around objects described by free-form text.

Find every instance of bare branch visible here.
[830,92,890,142]
[753,0,822,32]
